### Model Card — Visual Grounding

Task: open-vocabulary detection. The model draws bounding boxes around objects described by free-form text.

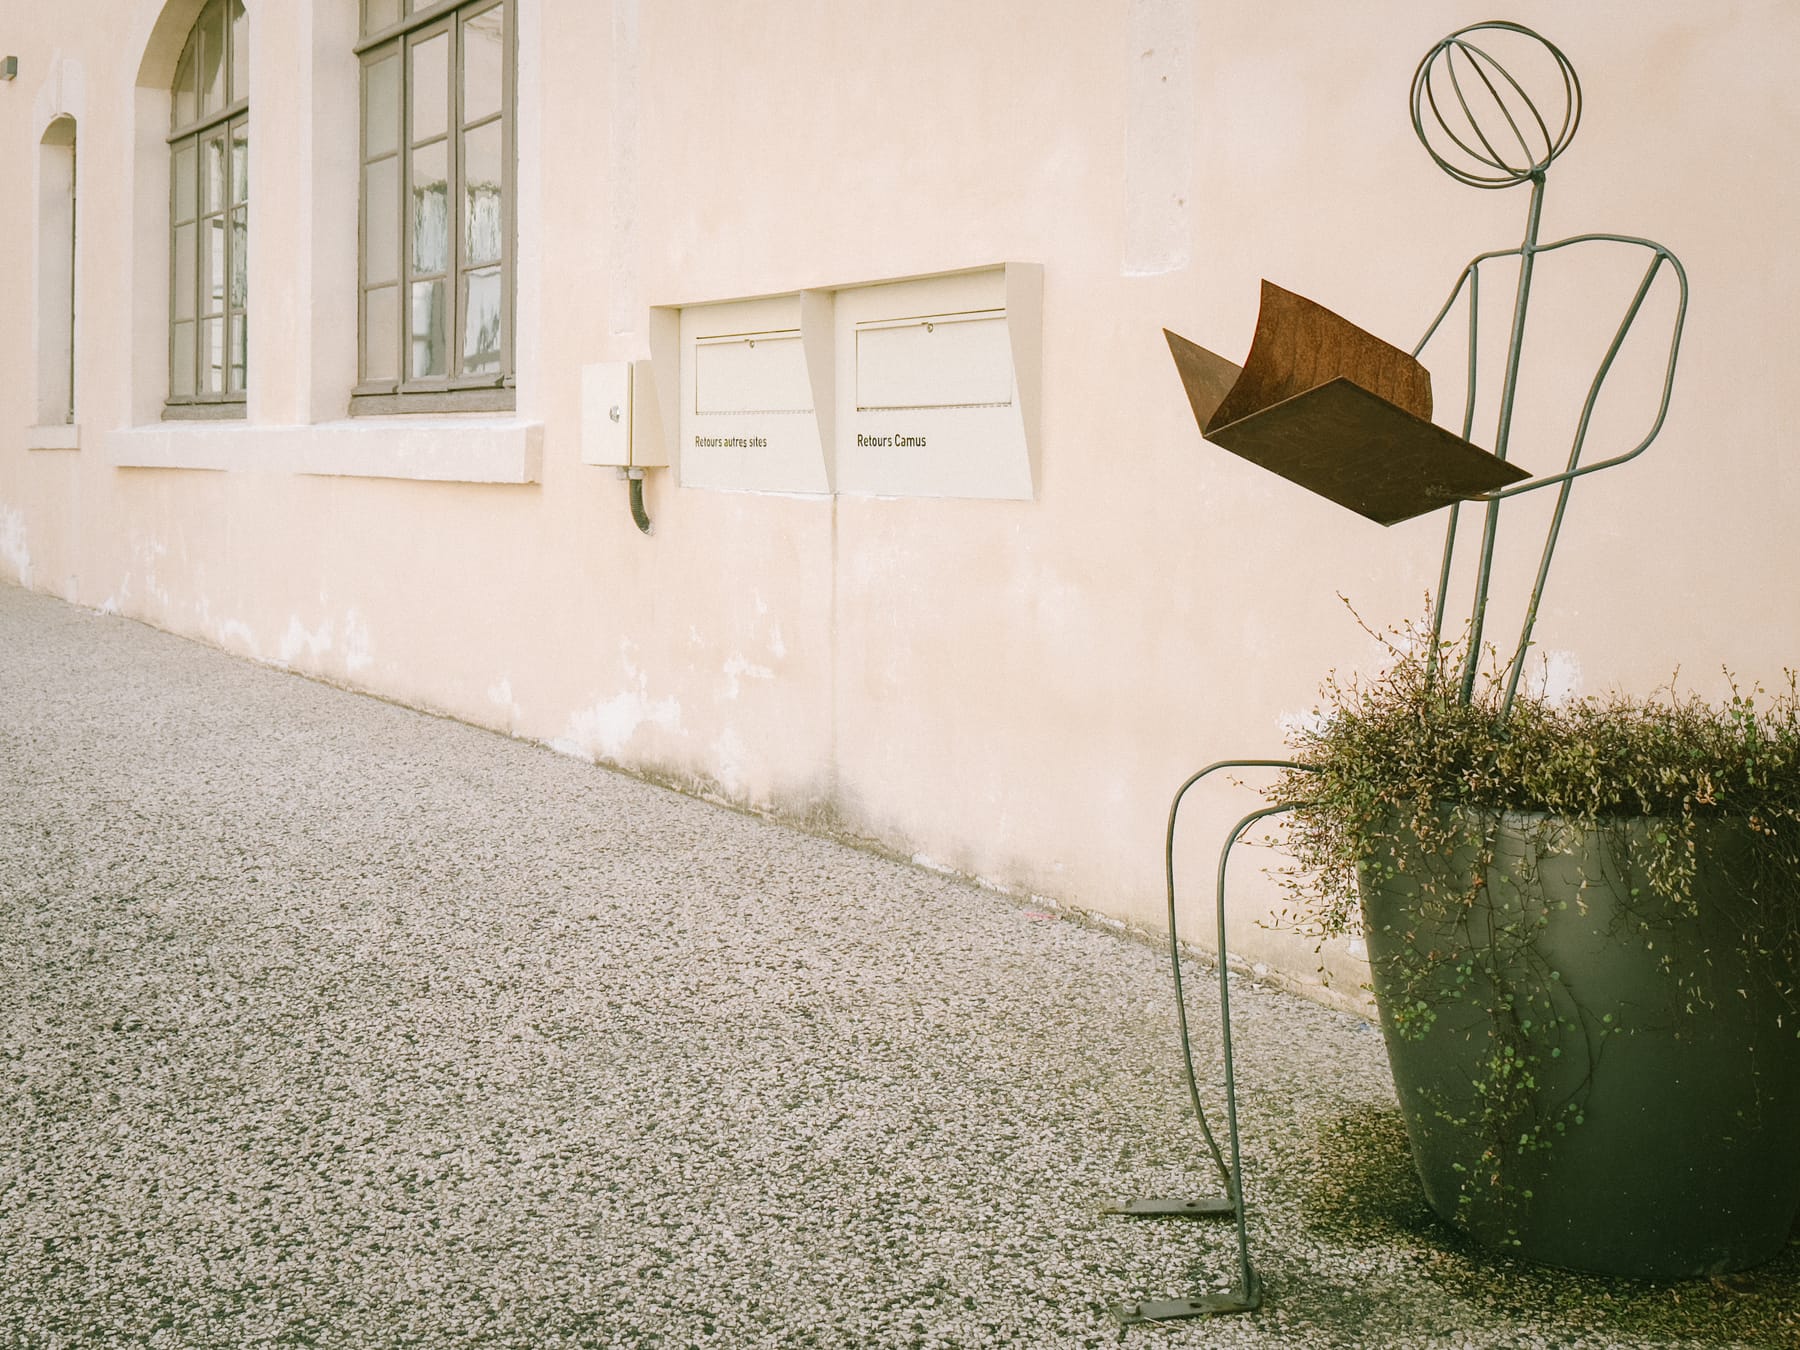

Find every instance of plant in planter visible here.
[1272,623,1800,1277]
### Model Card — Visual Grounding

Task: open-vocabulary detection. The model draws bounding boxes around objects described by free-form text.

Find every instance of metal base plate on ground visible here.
[1112,1277,1263,1326]
[1100,1195,1235,1217]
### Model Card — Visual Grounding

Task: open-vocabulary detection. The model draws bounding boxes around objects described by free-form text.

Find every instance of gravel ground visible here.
[1,580,1794,1350]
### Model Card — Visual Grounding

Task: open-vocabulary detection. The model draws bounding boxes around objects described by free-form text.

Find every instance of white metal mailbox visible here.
[833,264,1042,500]
[668,292,834,495]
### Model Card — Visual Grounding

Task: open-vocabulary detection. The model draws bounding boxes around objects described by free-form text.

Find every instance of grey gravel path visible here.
[1,581,1794,1350]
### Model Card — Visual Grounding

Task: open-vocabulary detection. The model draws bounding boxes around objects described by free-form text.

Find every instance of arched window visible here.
[167,0,247,413]
[37,117,77,427]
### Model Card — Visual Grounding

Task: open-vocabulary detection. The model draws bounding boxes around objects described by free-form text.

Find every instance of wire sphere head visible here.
[1411,21,1581,188]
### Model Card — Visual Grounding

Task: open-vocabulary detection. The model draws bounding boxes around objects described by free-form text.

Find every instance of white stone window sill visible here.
[27,424,81,451]
[102,417,543,484]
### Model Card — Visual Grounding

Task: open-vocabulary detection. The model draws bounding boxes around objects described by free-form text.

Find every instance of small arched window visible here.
[37,117,77,427]
[167,0,247,414]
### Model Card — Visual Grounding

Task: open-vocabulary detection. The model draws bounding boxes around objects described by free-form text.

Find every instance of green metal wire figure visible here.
[1114,20,1688,1326]
[1408,21,1688,714]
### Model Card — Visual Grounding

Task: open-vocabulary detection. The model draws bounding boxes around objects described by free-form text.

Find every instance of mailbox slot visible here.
[854,312,1013,411]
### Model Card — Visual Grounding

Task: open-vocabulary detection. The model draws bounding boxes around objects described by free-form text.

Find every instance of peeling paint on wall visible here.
[277,615,335,668]
[721,653,774,700]
[212,618,263,660]
[343,610,374,674]
[0,506,32,587]
[711,727,748,796]
[131,536,174,610]
[551,666,683,762]
[487,675,524,731]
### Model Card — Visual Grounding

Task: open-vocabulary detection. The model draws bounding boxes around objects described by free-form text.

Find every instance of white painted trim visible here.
[30,54,86,141]
[101,418,544,483]
[26,425,81,451]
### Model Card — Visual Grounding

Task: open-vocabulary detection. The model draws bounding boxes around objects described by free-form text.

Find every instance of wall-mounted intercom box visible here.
[834,263,1042,500]
[664,292,835,495]
[579,359,669,469]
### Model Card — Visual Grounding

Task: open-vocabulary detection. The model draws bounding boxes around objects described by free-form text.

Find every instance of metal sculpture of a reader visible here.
[1109,21,1687,1326]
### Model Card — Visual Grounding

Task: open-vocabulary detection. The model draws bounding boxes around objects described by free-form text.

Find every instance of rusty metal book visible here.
[1166,281,1528,525]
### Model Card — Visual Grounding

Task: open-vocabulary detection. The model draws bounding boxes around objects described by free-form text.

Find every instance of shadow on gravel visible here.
[1302,1106,1800,1347]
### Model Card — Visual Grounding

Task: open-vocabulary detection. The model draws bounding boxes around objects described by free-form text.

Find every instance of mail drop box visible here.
[673,292,834,495]
[834,264,1042,500]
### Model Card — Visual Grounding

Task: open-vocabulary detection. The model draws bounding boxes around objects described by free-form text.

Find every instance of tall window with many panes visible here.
[356,0,512,412]
[168,0,248,415]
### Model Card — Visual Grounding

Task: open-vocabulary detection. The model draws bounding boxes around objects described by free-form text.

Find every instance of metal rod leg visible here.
[1216,806,1294,1300]
[1110,787,1300,1326]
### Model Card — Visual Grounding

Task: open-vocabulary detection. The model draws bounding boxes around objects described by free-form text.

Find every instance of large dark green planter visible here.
[1359,810,1800,1278]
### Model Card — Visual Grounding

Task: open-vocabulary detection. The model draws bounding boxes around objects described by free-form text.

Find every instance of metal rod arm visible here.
[1498,250,1678,716]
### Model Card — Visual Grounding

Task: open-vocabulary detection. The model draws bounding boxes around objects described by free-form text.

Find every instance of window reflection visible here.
[463,267,501,374]
[198,1,226,116]
[411,278,446,378]
[463,120,502,267]
[462,7,503,123]
[410,142,449,277]
[410,34,448,144]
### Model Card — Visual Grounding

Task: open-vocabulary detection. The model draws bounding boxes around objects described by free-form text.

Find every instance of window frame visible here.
[352,0,515,416]
[165,0,249,420]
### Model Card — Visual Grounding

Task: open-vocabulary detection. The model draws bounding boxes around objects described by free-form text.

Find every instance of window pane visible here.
[410,278,446,378]
[172,223,196,321]
[410,33,448,144]
[228,0,247,103]
[198,0,226,117]
[363,158,400,285]
[409,140,448,275]
[171,322,196,397]
[172,143,197,224]
[230,123,248,204]
[364,0,400,37]
[203,217,226,316]
[463,120,502,267]
[364,54,400,159]
[172,40,198,130]
[229,208,248,309]
[201,316,225,394]
[363,285,399,383]
[462,5,504,125]
[228,314,247,393]
[461,265,502,376]
[202,134,226,215]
